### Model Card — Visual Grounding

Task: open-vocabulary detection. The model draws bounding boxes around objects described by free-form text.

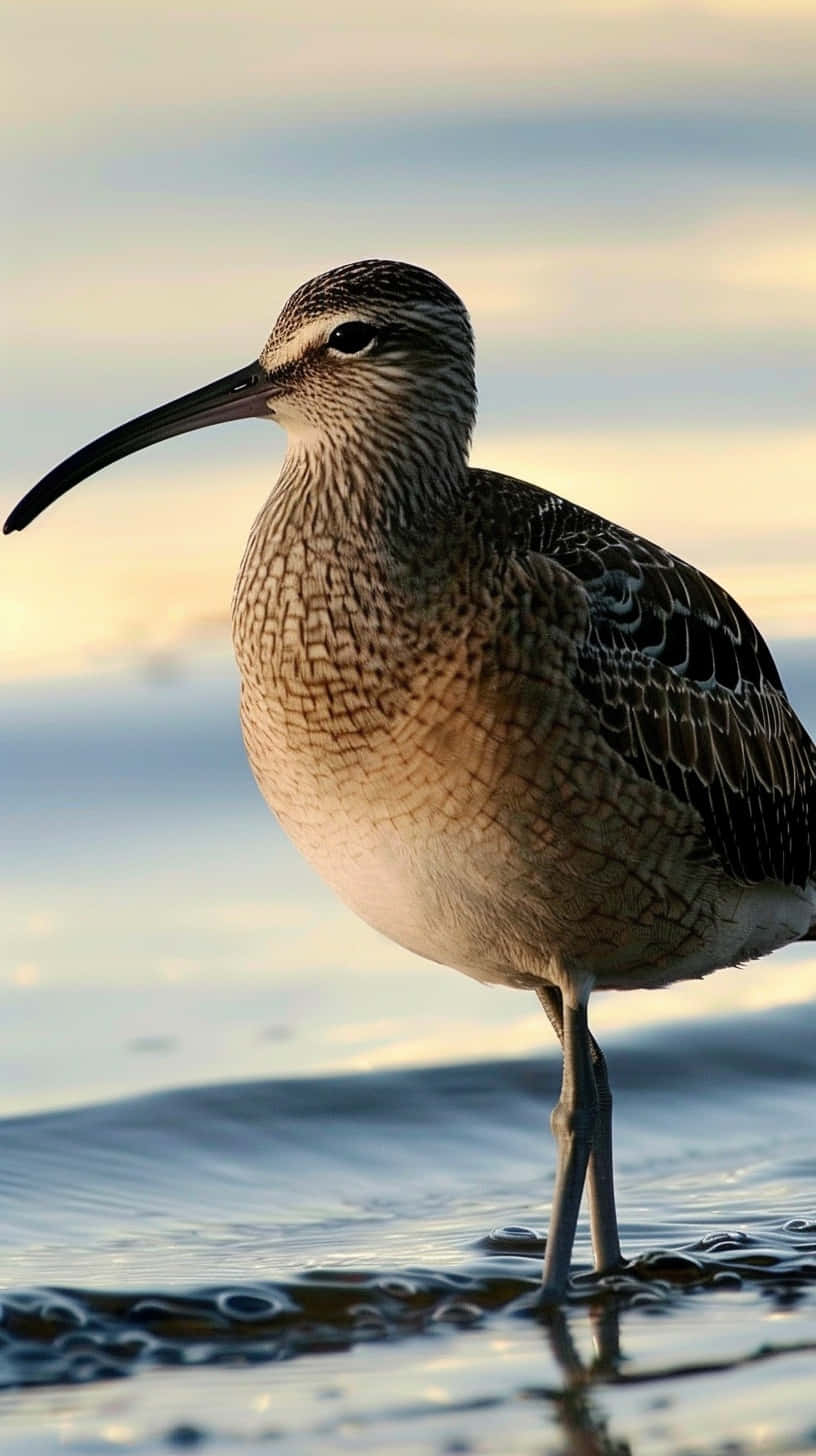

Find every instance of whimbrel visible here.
[6,260,815,1298]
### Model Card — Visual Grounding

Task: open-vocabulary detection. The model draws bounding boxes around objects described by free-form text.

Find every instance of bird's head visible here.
[4,260,475,534]
[260,259,475,446]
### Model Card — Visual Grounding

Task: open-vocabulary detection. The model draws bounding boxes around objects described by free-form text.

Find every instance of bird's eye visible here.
[327,322,378,354]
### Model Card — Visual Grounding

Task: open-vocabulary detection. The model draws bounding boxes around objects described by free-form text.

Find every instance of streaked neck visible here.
[256,417,470,571]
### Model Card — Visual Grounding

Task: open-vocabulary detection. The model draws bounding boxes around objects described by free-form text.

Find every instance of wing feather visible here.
[472,470,816,888]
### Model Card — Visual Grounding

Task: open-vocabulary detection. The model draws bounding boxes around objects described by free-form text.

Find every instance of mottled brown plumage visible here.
[6,259,815,1298]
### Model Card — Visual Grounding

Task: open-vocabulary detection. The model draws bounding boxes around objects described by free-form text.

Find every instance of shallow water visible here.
[0,642,814,1452]
[0,1011,814,1452]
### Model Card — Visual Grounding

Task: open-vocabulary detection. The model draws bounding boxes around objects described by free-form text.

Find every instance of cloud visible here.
[6,2,816,152]
[10,209,816,368]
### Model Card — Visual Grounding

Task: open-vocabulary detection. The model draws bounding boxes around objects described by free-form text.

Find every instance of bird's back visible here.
[465,468,816,894]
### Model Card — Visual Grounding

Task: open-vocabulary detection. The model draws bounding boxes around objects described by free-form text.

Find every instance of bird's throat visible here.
[231,438,470,732]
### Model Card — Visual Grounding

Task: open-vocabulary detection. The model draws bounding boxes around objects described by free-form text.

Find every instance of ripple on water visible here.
[0,1224,814,1392]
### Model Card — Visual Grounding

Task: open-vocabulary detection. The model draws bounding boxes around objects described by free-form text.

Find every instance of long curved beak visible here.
[4,360,274,534]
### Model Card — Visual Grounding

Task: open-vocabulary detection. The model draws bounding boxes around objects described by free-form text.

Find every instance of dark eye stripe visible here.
[327,322,378,354]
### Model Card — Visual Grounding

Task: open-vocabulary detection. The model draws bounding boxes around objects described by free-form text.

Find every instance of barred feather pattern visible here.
[470,471,816,890]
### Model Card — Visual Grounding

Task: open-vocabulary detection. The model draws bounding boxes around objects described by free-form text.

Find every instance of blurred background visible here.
[2,0,815,1113]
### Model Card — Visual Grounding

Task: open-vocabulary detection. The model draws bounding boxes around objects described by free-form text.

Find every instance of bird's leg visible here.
[582,1033,623,1273]
[537,985,622,1275]
[537,989,617,1296]
[539,991,597,1296]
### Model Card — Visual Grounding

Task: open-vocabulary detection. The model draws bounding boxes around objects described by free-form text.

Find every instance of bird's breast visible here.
[230,547,598,987]
[232,534,548,975]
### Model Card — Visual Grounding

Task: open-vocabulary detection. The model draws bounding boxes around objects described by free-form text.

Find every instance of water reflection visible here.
[543,1304,628,1456]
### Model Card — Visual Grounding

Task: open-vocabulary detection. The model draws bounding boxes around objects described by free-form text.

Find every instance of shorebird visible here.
[6,260,815,1298]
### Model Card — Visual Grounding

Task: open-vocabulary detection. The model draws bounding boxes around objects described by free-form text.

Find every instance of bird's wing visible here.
[478,472,816,889]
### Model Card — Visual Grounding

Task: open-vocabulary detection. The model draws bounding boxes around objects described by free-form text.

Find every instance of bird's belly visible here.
[246,733,522,980]
[279,802,476,970]
[238,692,546,981]
[241,718,673,995]
[238,675,814,996]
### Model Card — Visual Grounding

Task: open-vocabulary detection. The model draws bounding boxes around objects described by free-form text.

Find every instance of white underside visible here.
[276,797,815,998]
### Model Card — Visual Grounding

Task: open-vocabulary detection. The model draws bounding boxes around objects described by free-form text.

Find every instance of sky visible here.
[3,0,816,679]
